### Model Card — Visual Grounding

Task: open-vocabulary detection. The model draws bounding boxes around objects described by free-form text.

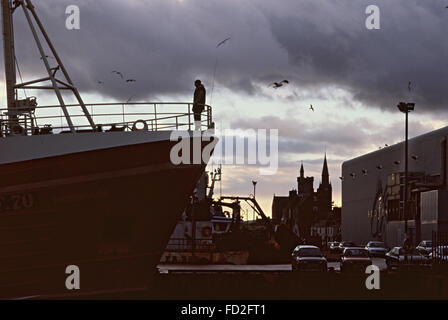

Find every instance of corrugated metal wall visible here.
[342,126,448,247]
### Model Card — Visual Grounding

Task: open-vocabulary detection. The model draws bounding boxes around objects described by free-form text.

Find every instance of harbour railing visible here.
[0,102,213,136]
[165,238,216,252]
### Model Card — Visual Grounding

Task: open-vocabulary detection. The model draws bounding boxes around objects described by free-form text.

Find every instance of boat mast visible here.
[1,0,96,133]
[1,0,17,125]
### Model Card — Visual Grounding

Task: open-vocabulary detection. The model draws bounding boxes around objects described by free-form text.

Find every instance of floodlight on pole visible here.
[396,101,415,239]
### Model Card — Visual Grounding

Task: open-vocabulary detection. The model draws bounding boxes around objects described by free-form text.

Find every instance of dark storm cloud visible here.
[5,0,448,111]
[265,0,448,112]
[230,115,436,158]
[8,0,288,101]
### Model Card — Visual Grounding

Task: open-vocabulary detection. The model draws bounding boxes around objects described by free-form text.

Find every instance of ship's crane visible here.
[216,196,299,256]
[218,196,274,233]
[219,196,269,221]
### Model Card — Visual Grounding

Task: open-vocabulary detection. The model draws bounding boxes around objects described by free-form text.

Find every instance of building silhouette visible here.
[272,155,340,243]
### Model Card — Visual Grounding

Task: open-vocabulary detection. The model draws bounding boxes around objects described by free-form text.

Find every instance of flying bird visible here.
[126,79,136,83]
[112,70,124,79]
[309,104,314,112]
[412,155,419,160]
[362,169,368,176]
[269,80,289,89]
[408,81,412,92]
[96,80,104,85]
[376,165,383,170]
[394,160,401,165]
[217,37,231,48]
[40,55,55,60]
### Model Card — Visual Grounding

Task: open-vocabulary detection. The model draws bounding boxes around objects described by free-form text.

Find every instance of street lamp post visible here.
[397,102,415,239]
[252,180,257,221]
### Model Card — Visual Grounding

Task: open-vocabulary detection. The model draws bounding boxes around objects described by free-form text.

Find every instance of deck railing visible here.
[165,238,216,252]
[0,102,213,136]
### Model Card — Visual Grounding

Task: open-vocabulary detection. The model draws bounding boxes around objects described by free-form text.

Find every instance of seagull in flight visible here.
[126,79,137,83]
[309,104,314,112]
[96,80,104,85]
[268,80,289,88]
[40,55,55,60]
[111,70,124,79]
[217,37,231,48]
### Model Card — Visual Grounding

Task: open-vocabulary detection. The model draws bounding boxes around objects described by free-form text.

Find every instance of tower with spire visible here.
[272,154,336,240]
[297,161,314,195]
[317,154,332,219]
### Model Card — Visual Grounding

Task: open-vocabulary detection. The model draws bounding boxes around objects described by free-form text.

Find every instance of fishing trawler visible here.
[161,169,250,265]
[0,0,215,298]
[160,169,299,265]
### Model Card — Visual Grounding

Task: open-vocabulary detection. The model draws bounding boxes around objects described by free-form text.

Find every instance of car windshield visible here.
[368,242,385,248]
[298,248,322,257]
[344,249,368,257]
[424,241,433,247]
[340,242,354,247]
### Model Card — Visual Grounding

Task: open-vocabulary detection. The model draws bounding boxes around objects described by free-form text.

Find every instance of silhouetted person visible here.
[193,79,206,130]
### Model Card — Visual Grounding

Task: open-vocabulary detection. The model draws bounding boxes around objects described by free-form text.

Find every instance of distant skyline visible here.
[1,0,448,216]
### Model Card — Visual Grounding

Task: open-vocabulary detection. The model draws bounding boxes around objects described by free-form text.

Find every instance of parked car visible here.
[365,241,388,257]
[340,247,372,273]
[416,240,433,256]
[291,245,327,272]
[385,247,430,271]
[429,245,448,262]
[338,241,356,254]
[329,242,340,254]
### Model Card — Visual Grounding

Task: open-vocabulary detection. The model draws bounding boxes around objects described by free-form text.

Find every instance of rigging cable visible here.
[209,56,218,106]
[14,54,27,98]
[209,37,231,107]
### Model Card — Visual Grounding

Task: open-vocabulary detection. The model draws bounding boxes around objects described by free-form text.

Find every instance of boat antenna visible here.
[2,0,96,133]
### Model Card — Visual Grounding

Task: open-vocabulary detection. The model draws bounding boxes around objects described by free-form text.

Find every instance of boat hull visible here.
[0,134,213,298]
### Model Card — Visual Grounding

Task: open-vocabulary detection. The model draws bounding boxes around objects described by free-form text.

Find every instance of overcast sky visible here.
[2,0,448,215]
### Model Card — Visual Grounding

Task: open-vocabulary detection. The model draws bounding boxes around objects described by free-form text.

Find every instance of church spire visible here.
[322,153,329,185]
[300,161,304,178]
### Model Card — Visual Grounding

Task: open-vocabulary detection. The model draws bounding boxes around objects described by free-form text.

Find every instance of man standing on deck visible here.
[193,79,206,130]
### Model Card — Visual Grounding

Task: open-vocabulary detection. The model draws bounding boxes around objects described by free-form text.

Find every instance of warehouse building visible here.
[341,126,447,247]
